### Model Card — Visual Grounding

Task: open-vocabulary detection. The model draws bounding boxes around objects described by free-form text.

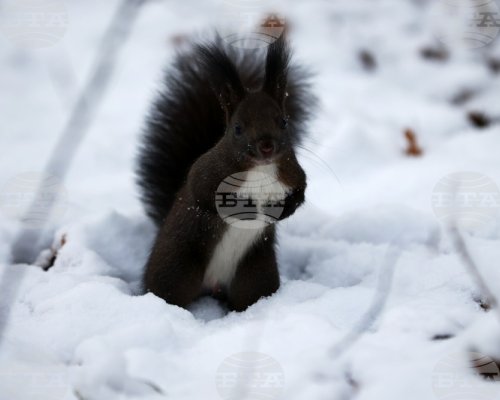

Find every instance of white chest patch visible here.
[203,163,291,289]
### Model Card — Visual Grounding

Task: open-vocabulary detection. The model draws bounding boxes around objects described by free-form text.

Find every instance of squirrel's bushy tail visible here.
[136,36,315,225]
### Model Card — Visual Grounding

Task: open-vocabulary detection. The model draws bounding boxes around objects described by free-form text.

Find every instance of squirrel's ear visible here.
[263,35,290,110]
[196,44,245,123]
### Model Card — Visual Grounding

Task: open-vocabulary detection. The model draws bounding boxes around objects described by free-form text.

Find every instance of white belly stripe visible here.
[203,163,290,289]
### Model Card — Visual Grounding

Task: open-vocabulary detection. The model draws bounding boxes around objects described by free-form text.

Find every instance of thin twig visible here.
[1,0,146,352]
[448,225,500,320]
[10,0,146,265]
[329,245,401,358]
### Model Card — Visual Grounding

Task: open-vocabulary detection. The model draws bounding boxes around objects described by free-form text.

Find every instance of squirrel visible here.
[136,35,315,311]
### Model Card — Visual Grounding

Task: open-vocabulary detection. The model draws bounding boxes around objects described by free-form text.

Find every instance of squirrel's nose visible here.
[257,139,275,158]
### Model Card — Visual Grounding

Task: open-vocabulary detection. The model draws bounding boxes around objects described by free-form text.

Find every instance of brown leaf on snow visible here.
[420,45,449,62]
[468,111,491,129]
[36,234,67,271]
[404,128,423,157]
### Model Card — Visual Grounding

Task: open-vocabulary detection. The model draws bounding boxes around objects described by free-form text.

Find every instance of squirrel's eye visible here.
[234,124,243,136]
[280,117,289,130]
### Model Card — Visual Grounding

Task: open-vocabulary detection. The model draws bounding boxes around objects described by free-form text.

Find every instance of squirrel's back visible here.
[136,37,315,225]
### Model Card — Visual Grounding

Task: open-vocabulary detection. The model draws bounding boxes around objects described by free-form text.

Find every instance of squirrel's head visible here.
[227,91,290,164]
[198,36,292,165]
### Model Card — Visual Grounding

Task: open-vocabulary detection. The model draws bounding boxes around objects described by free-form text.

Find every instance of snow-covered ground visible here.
[1,0,500,399]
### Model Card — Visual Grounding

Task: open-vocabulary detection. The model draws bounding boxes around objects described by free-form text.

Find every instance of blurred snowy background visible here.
[1,0,500,399]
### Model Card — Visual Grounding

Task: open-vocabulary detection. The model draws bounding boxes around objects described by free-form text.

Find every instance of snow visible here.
[1,0,500,399]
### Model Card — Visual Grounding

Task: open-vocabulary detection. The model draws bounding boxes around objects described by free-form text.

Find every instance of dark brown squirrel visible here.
[136,36,316,311]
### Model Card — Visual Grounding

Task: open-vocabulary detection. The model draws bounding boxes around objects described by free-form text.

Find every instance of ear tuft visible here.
[196,44,245,122]
[263,35,291,109]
